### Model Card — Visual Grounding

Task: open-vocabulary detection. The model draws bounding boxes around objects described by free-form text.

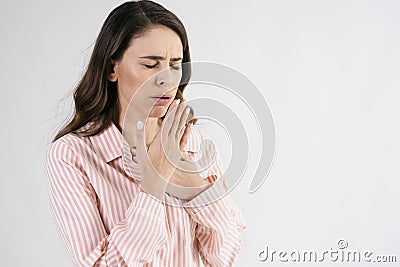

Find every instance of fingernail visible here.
[176,99,181,105]
[136,120,144,130]
[185,107,190,114]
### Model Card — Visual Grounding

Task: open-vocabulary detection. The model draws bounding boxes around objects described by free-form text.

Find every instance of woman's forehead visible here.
[126,26,183,59]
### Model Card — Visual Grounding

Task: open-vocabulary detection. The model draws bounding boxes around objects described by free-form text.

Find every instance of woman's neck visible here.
[119,114,161,149]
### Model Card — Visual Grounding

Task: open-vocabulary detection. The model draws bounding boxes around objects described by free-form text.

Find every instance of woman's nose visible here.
[156,67,178,87]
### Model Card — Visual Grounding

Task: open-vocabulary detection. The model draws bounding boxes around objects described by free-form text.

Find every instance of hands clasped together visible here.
[135,99,212,201]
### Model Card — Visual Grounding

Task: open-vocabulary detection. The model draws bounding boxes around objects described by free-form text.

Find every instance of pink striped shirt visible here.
[45,121,247,267]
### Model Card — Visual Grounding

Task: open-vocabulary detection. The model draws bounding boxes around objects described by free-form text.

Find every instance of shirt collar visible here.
[88,121,123,163]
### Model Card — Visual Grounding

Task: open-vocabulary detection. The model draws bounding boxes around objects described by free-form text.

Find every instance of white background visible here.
[1,0,399,266]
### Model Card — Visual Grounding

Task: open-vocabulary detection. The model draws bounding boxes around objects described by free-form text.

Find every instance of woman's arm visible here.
[182,127,247,267]
[46,140,168,267]
[183,181,247,267]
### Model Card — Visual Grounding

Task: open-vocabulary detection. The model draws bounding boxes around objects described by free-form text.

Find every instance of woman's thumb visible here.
[135,120,146,161]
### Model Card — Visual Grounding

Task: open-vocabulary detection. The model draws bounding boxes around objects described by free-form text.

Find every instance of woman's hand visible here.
[135,99,191,200]
[166,169,212,201]
[165,152,213,200]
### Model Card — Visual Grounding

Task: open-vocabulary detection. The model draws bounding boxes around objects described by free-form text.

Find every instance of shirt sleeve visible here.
[45,140,168,267]
[182,130,247,266]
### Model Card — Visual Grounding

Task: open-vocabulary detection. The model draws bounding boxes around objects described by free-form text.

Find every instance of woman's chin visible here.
[148,106,168,118]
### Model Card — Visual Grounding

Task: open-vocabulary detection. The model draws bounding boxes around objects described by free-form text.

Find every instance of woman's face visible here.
[109,25,183,121]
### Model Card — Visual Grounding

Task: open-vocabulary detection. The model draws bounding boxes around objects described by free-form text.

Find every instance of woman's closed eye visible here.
[144,63,158,69]
[143,62,181,70]
[170,63,181,70]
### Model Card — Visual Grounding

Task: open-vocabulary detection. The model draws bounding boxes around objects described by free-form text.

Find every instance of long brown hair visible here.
[53,0,195,142]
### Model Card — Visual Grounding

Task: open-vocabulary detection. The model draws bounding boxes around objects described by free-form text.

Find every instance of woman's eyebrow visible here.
[139,55,182,61]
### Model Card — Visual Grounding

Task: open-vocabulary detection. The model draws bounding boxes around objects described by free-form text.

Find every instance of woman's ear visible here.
[108,59,118,82]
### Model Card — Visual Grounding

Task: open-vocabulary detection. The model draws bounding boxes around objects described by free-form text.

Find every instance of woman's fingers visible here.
[161,99,179,145]
[179,122,191,151]
[162,99,191,143]
[135,120,147,165]
[162,99,179,135]
[169,99,186,136]
[177,104,191,141]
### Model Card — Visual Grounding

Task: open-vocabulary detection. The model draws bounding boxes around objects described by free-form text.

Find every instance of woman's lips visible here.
[150,96,171,105]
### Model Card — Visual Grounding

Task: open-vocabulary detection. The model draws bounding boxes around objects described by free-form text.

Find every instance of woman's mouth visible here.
[150,94,172,106]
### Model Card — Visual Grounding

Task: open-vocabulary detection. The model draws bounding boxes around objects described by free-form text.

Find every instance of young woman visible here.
[45,1,246,266]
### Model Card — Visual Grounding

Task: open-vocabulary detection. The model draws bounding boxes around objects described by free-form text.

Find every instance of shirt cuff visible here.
[182,177,228,215]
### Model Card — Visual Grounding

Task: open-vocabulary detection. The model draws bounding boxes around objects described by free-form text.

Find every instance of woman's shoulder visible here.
[45,124,95,188]
[46,122,93,162]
